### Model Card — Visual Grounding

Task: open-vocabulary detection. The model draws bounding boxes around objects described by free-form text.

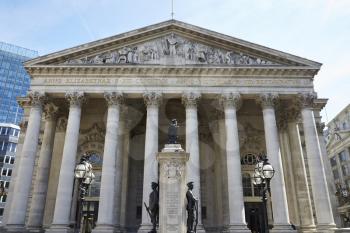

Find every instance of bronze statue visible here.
[168,119,179,144]
[144,182,159,233]
[186,182,198,233]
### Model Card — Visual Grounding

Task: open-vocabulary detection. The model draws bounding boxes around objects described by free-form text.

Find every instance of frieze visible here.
[34,76,313,88]
[62,34,279,66]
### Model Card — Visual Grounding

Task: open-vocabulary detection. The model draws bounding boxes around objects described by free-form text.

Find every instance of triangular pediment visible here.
[25,20,321,68]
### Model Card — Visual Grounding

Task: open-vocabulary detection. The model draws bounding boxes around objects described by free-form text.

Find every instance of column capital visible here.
[143,92,162,107]
[286,105,301,122]
[316,122,326,134]
[220,92,242,110]
[182,92,201,109]
[257,93,279,108]
[44,103,59,121]
[297,92,317,109]
[28,91,48,108]
[65,92,85,107]
[104,92,124,106]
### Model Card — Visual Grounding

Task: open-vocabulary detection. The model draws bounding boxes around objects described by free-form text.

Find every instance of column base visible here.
[5,224,28,233]
[137,224,154,233]
[45,225,73,233]
[317,223,338,233]
[270,224,297,233]
[299,225,317,233]
[27,226,45,233]
[92,224,120,233]
[195,224,206,233]
[222,223,250,232]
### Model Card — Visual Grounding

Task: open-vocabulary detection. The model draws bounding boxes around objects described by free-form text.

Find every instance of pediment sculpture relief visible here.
[64,34,279,66]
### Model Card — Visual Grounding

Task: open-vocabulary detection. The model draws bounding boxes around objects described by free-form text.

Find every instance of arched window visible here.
[242,173,252,196]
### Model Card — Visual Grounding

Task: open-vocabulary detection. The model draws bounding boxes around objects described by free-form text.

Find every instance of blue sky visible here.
[1,0,349,123]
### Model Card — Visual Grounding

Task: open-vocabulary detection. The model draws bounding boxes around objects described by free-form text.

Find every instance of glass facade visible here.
[0,42,38,125]
[0,123,20,221]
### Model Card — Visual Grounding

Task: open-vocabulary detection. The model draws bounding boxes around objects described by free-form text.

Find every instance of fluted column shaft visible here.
[139,92,161,232]
[299,93,335,229]
[182,92,204,229]
[93,92,123,233]
[287,119,316,231]
[6,92,46,229]
[221,93,249,232]
[258,94,291,231]
[47,92,85,233]
[27,103,58,229]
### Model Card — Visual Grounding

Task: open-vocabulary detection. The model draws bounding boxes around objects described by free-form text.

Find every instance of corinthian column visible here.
[298,93,336,231]
[182,92,205,232]
[93,92,124,233]
[5,91,47,231]
[138,92,162,233]
[220,93,250,232]
[257,93,293,232]
[286,107,316,232]
[47,92,85,233]
[27,103,58,230]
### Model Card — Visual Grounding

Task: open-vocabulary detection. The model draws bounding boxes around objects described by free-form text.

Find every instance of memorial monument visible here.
[157,120,189,233]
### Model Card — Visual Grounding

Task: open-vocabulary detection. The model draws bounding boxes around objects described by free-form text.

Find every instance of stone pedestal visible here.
[157,144,189,233]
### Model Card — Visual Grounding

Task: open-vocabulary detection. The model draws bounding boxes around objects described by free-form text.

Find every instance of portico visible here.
[1,20,337,233]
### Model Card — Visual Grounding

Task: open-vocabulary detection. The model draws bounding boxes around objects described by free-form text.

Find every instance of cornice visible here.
[25,65,319,77]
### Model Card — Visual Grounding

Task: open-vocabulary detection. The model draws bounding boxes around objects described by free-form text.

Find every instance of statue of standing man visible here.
[145,182,159,233]
[168,119,179,144]
[186,182,198,233]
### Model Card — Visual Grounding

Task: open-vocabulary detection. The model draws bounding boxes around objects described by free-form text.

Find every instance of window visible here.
[0,195,7,203]
[1,168,12,176]
[4,181,9,188]
[242,173,252,196]
[339,151,349,162]
[0,208,4,216]
[10,157,14,164]
[4,155,10,163]
[330,157,337,167]
[333,170,340,180]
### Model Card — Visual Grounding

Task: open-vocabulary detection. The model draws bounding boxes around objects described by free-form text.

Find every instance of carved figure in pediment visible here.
[167,33,178,56]
[197,50,206,62]
[92,55,104,64]
[225,52,232,64]
[118,48,128,63]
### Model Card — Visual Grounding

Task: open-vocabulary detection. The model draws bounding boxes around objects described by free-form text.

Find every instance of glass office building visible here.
[0,42,38,125]
[0,42,38,222]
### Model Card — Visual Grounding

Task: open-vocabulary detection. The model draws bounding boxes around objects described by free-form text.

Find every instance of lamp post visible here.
[253,156,275,233]
[74,154,95,233]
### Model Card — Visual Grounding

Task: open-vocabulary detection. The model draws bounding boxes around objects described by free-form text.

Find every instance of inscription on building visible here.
[36,77,312,87]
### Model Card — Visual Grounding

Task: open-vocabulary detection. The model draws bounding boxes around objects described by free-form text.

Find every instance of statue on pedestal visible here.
[186,182,198,233]
[168,119,179,144]
[144,182,159,233]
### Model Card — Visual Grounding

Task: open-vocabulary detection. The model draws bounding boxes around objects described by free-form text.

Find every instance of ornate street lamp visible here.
[253,156,275,233]
[74,154,95,233]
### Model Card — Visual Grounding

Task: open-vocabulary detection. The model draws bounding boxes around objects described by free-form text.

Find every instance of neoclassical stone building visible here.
[1,20,338,233]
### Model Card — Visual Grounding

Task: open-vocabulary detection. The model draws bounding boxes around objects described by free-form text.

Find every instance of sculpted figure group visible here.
[144,181,198,233]
[65,34,276,66]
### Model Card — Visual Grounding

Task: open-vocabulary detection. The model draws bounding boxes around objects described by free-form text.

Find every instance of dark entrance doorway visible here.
[245,202,266,233]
